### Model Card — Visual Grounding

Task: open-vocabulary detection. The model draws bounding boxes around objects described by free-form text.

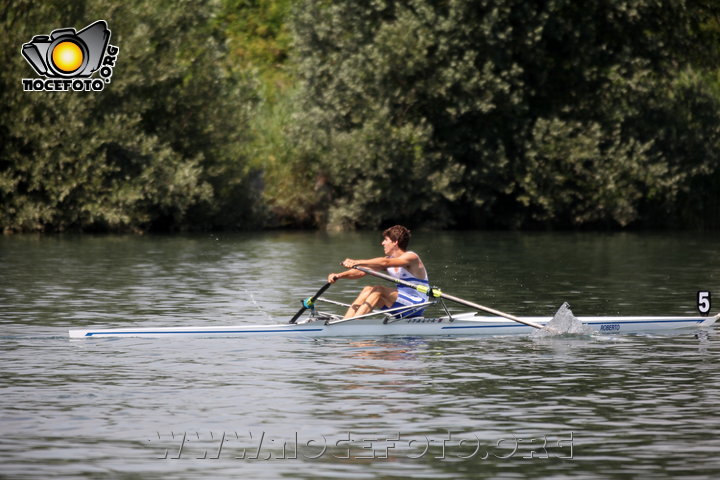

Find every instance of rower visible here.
[327,225,429,319]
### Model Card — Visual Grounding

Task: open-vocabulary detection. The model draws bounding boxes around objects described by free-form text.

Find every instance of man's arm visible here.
[341,252,418,270]
[327,268,366,283]
[329,252,420,283]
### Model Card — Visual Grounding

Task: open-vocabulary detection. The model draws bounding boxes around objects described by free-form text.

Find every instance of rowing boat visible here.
[68,312,718,338]
[67,267,717,339]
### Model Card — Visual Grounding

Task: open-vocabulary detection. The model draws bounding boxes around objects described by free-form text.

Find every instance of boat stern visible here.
[699,313,720,328]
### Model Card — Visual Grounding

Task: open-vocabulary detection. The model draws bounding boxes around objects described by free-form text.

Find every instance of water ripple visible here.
[2,232,720,479]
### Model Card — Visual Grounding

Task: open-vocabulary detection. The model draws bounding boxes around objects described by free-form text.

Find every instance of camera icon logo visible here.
[22,20,110,77]
[21,20,119,92]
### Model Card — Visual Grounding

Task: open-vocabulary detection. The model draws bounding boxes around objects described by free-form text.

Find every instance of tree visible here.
[0,0,260,232]
[285,0,720,229]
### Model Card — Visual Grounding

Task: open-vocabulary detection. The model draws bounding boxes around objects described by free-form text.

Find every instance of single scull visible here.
[68,269,717,339]
[68,313,718,338]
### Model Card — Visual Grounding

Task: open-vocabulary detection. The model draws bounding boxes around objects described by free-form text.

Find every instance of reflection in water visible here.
[1,232,720,479]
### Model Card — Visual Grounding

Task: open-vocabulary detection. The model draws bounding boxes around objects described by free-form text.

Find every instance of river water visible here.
[1,231,719,479]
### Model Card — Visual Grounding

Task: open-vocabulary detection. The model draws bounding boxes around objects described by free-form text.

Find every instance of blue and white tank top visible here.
[386,252,429,303]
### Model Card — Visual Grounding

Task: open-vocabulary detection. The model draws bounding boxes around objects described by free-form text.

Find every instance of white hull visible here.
[68,313,718,338]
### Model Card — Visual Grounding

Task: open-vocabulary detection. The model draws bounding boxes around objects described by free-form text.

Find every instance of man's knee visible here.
[370,286,389,295]
[365,289,382,302]
[360,285,375,295]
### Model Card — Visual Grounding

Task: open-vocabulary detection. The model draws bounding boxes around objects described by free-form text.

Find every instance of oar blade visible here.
[289,306,308,324]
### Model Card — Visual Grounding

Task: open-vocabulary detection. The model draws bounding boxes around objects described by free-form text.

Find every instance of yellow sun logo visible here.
[51,41,84,73]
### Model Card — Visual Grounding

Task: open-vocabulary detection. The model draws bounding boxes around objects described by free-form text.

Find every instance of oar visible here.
[289,281,333,324]
[353,266,557,333]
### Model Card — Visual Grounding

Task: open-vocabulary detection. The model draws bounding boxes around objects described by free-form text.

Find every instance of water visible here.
[1,231,720,479]
[532,302,594,337]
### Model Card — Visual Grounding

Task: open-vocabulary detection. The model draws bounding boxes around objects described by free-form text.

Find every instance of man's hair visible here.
[383,225,411,250]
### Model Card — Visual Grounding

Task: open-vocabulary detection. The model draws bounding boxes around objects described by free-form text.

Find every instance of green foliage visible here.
[2,0,719,233]
[517,118,656,227]
[216,0,293,98]
[215,0,298,226]
[285,0,720,229]
[635,68,720,229]
[0,0,260,232]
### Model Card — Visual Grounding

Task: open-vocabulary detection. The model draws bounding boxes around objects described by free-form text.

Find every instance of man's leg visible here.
[344,286,397,318]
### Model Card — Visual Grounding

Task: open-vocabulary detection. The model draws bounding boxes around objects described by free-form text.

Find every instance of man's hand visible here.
[327,273,339,283]
[341,258,358,269]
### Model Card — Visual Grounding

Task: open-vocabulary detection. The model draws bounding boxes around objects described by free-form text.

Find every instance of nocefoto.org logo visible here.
[21,20,119,92]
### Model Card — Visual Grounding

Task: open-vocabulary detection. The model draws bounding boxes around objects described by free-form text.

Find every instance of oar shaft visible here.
[353,266,421,291]
[433,291,547,330]
[289,281,332,324]
[354,266,549,331]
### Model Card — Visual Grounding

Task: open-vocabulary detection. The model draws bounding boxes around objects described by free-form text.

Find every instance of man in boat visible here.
[328,225,430,319]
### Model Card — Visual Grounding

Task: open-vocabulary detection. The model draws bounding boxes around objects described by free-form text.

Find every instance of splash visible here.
[247,290,274,322]
[532,302,593,337]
